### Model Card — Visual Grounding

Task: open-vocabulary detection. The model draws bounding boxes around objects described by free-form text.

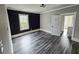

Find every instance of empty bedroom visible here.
[0,4,79,54]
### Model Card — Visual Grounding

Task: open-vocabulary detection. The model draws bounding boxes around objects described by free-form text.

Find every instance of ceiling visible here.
[5,4,76,14]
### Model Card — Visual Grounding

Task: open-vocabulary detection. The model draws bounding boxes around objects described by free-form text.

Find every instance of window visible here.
[19,14,29,31]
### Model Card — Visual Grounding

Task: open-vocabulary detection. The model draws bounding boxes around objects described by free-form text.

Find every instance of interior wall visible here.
[40,13,51,33]
[0,5,13,54]
[74,11,79,39]
[40,5,79,42]
[40,13,65,35]
[7,9,40,35]
[61,15,64,31]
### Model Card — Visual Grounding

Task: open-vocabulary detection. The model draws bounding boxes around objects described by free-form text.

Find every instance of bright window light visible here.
[19,14,29,31]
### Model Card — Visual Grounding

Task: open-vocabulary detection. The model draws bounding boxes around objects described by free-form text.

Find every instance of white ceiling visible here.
[5,4,75,14]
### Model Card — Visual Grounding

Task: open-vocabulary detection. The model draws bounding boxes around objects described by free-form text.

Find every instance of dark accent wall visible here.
[7,9,40,35]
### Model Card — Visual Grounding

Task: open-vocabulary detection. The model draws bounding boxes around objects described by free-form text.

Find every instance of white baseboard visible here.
[40,29,53,35]
[72,37,79,42]
[12,29,40,38]
[12,28,61,38]
[40,29,61,36]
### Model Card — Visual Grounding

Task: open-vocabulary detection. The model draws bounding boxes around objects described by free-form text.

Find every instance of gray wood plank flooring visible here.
[12,30,79,54]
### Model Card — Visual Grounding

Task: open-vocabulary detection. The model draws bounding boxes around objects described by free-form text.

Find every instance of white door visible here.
[51,15,62,36]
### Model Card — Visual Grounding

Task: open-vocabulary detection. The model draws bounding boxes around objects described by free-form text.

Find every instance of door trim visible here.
[60,12,77,40]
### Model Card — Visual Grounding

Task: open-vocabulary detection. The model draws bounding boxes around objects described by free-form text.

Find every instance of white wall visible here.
[61,15,64,31]
[0,5,13,54]
[40,5,79,42]
[40,13,52,33]
[40,13,64,35]
[74,11,79,39]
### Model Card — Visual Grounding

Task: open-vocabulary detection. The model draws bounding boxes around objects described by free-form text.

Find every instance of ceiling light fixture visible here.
[40,4,46,8]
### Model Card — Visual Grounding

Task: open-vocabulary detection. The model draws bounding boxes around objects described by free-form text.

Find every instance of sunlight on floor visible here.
[60,28,71,53]
[63,29,67,36]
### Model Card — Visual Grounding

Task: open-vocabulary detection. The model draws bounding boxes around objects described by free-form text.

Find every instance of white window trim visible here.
[18,14,29,31]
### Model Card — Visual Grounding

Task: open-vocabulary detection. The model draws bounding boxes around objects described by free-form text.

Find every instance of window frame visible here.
[18,14,29,31]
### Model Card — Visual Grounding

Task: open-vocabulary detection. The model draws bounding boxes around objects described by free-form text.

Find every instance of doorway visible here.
[62,13,75,39]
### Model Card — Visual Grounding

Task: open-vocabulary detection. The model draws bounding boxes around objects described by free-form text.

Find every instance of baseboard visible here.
[72,37,79,43]
[40,29,52,35]
[12,29,40,38]
[40,29,61,36]
[12,28,62,38]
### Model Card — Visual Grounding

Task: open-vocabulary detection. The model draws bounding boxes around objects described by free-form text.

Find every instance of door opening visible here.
[63,14,74,38]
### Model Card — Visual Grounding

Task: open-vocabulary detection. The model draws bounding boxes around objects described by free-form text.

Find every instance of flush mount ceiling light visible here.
[40,4,46,8]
